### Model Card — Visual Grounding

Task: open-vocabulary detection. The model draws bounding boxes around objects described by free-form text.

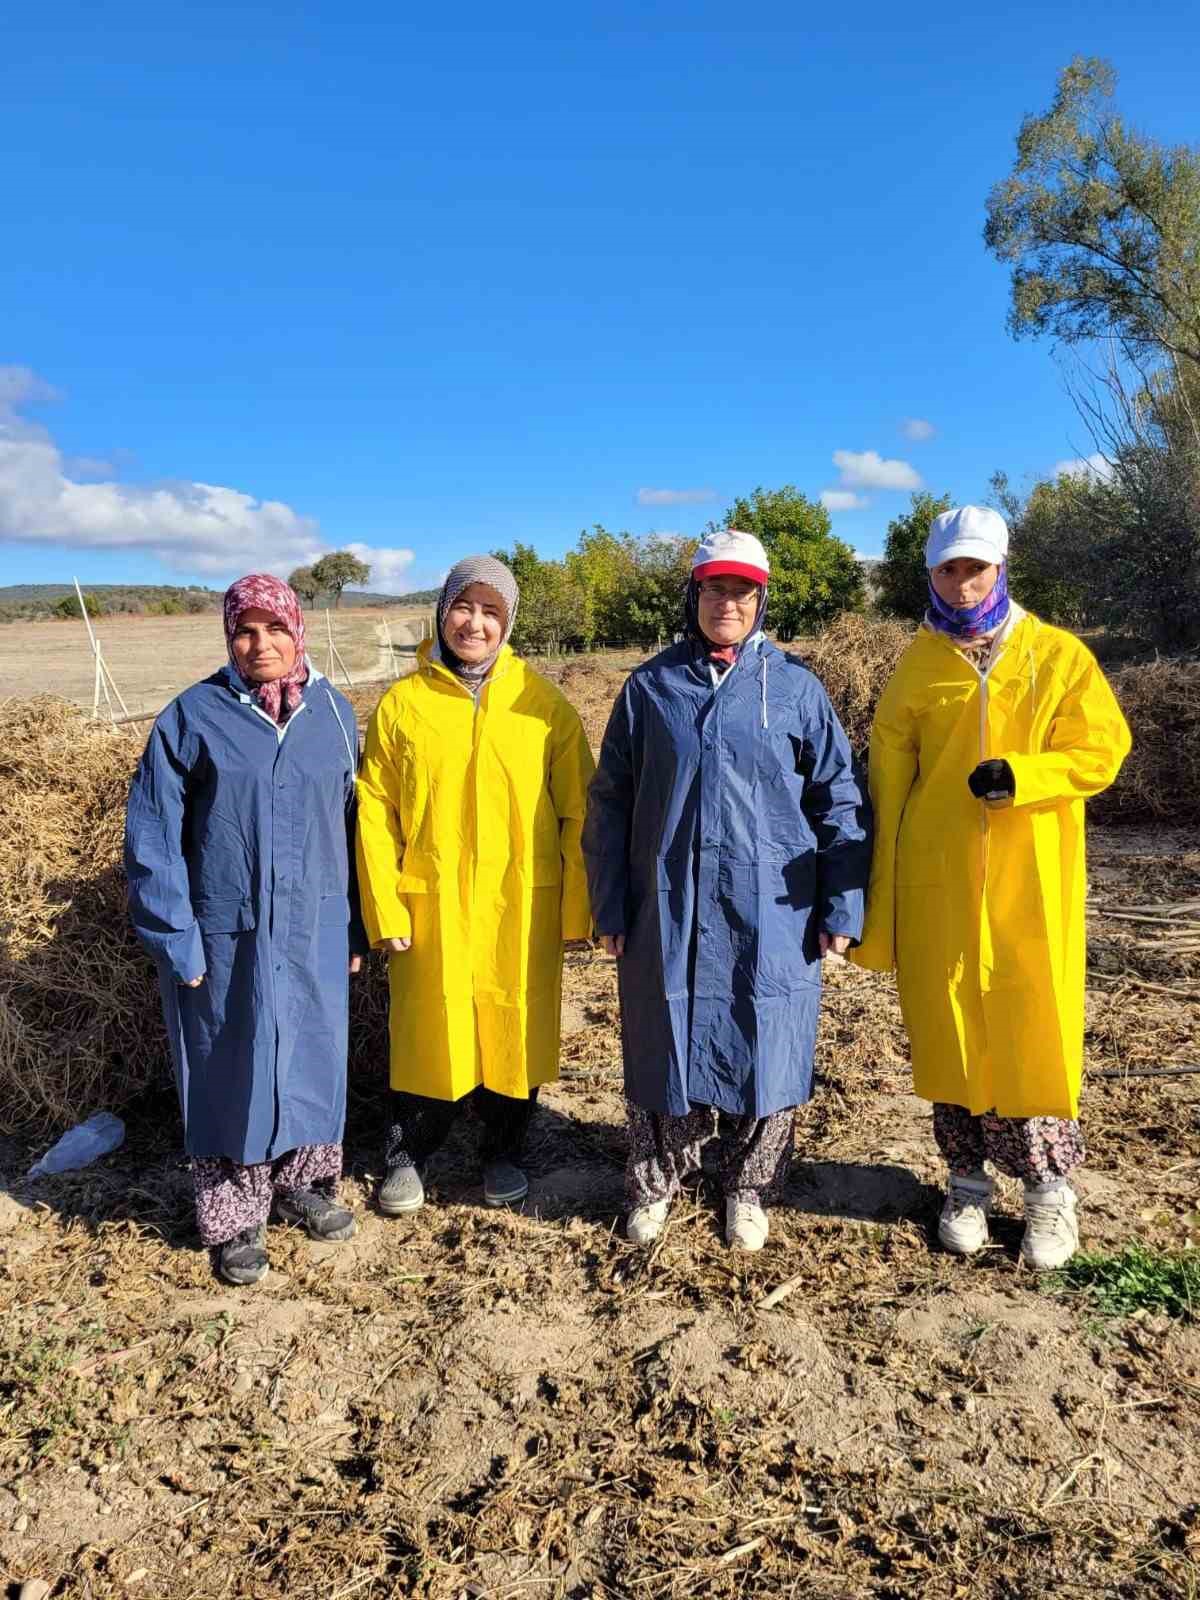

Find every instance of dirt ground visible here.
[1,669,1199,1597]
[0,608,432,715]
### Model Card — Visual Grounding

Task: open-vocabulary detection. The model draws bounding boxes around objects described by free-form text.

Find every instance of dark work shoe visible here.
[274,1187,356,1241]
[215,1224,268,1286]
[379,1164,425,1216]
[483,1159,530,1207]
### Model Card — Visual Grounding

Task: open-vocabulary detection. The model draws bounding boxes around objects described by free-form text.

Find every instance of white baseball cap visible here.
[925,505,1009,568]
[691,527,770,584]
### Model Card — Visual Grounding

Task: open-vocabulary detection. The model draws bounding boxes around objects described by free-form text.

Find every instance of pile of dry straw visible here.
[1,620,1197,1133]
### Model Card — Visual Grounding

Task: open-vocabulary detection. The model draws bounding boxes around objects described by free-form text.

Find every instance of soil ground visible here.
[1,666,1198,1599]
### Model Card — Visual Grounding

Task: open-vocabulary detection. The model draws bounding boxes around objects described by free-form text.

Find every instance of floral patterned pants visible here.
[191,1143,343,1247]
[932,1104,1085,1185]
[625,1100,796,1209]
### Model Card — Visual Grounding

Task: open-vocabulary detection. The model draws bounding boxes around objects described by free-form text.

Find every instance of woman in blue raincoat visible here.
[583,530,870,1252]
[124,574,367,1286]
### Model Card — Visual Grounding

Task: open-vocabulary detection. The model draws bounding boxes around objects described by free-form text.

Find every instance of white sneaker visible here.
[938,1174,994,1256]
[1021,1184,1079,1270]
[626,1198,670,1245]
[725,1199,769,1252]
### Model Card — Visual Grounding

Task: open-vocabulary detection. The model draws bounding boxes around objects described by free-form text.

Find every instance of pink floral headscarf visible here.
[222,574,309,722]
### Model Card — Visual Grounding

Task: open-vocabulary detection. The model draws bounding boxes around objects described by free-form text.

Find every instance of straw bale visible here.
[0,695,394,1133]
[1093,655,1200,823]
[0,698,152,1130]
[795,613,914,756]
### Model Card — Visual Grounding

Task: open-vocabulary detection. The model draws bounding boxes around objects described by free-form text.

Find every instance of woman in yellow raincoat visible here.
[356,555,595,1213]
[852,506,1130,1269]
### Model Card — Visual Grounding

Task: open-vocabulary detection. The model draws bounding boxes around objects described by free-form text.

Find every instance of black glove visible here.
[967,759,1016,801]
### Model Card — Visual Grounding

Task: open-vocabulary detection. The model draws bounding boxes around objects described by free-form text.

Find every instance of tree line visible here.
[489,489,864,652]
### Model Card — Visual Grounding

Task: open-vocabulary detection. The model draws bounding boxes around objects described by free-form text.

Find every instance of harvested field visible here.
[2,653,1199,1598]
[0,607,428,713]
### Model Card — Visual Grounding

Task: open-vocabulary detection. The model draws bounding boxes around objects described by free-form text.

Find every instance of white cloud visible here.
[832,449,922,492]
[635,486,718,507]
[820,490,870,512]
[0,365,409,584]
[901,417,936,442]
[1053,452,1115,483]
[343,541,417,591]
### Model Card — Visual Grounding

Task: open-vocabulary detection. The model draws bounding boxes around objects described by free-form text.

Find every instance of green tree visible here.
[714,486,863,640]
[311,550,371,608]
[492,542,588,653]
[565,526,641,644]
[985,56,1200,366]
[288,565,320,607]
[53,591,102,619]
[624,534,696,645]
[876,491,953,620]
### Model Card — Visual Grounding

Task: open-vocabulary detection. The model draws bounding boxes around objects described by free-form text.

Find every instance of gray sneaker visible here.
[483,1159,529,1207]
[274,1188,356,1241]
[215,1224,268,1286]
[379,1164,425,1216]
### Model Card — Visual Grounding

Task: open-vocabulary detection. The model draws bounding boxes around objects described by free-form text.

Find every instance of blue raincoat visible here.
[124,664,367,1163]
[582,637,870,1118]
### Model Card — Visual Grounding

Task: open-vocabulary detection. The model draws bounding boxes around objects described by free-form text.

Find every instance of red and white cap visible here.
[691,528,770,586]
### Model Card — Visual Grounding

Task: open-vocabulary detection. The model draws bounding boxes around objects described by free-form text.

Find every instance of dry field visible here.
[0,608,432,714]
[1,660,1199,1599]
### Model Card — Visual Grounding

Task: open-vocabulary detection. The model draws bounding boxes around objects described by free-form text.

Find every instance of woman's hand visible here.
[183,974,205,988]
[349,955,363,975]
[599,934,625,958]
[384,937,412,954]
[819,933,851,959]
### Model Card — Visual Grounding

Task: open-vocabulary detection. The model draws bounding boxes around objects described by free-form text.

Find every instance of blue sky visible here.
[2,0,1198,591]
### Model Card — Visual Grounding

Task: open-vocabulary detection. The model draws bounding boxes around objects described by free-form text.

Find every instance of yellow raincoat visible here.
[356,642,595,1102]
[852,608,1130,1118]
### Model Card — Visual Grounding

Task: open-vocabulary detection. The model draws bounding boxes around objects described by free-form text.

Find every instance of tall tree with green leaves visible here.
[984,56,1200,367]
[875,491,953,621]
[311,550,371,608]
[288,565,320,607]
[714,486,863,640]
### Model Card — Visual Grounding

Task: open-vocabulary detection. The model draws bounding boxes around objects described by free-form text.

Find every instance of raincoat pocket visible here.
[530,858,562,888]
[193,897,256,934]
[318,893,351,925]
[755,755,806,859]
[395,870,431,894]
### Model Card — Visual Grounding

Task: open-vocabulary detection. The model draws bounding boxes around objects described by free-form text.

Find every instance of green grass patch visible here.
[1047,1243,1200,1320]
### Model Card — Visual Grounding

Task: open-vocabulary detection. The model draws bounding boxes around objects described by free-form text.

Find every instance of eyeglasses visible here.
[698,582,759,606]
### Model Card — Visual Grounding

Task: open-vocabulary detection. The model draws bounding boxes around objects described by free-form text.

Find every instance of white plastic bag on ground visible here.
[28,1112,126,1177]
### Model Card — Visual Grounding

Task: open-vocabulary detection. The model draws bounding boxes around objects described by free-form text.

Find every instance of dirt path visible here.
[1,829,1197,1597]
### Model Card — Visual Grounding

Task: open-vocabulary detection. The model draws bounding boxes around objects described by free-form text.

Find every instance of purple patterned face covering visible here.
[926,563,1010,639]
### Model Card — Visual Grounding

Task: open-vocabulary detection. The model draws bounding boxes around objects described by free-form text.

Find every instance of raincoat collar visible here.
[419,636,516,692]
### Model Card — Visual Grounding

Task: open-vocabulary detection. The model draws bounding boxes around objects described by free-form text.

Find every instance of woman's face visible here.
[445,582,506,662]
[929,559,1000,610]
[231,606,298,683]
[697,576,761,646]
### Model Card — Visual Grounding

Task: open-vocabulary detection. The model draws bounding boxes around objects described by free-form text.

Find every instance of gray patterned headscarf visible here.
[436,555,519,686]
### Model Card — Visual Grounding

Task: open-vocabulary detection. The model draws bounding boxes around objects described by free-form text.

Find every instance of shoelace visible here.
[1024,1197,1072,1238]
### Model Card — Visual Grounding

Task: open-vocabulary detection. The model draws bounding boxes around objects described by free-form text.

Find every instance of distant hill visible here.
[341,587,440,608]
